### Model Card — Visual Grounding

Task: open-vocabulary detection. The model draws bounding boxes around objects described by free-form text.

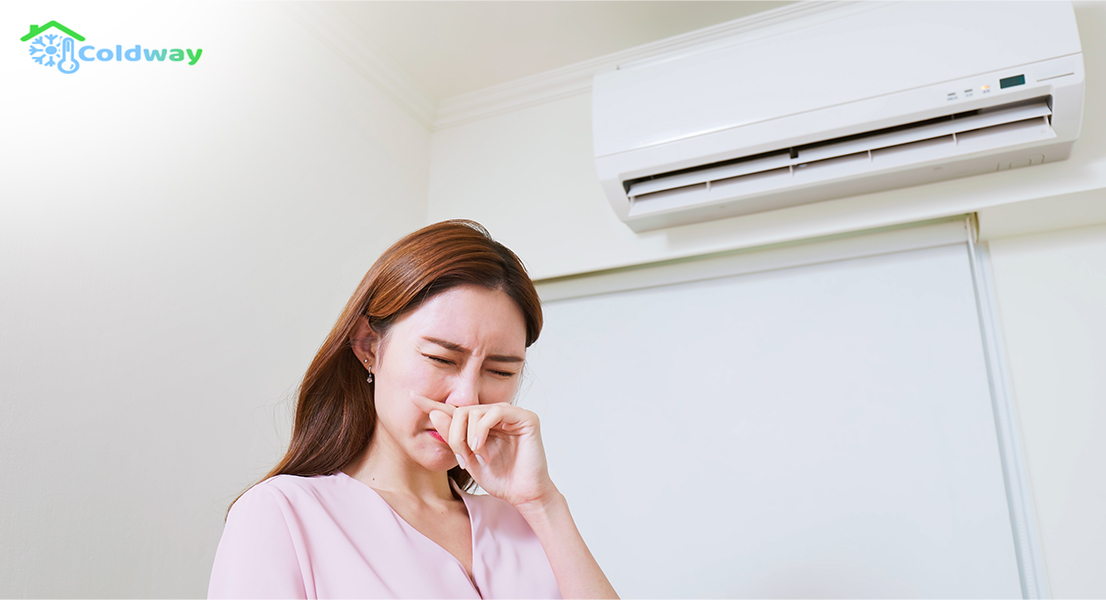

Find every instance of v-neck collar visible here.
[337,471,483,596]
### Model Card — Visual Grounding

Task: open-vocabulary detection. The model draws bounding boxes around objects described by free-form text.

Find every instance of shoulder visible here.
[229,473,348,523]
[211,476,337,598]
[252,472,345,496]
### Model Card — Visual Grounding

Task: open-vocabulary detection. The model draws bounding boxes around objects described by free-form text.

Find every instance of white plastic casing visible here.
[593,1,1085,232]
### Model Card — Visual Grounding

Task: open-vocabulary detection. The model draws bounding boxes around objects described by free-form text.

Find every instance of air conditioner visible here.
[593,1,1084,232]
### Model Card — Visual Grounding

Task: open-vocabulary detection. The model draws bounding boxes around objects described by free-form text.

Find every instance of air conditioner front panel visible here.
[596,53,1083,185]
[595,58,1083,230]
[624,97,1054,200]
[593,1,1084,232]
[593,2,1081,159]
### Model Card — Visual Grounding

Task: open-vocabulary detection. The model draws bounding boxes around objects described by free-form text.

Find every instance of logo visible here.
[23,21,83,73]
[22,20,203,75]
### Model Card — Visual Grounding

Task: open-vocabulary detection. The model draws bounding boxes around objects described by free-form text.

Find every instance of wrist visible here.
[512,486,566,521]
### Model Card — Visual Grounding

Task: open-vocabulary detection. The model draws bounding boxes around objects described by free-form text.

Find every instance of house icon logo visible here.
[20,20,203,74]
[22,21,85,74]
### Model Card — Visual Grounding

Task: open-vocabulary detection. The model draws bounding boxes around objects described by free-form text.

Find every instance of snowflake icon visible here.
[21,22,85,74]
[28,33,65,67]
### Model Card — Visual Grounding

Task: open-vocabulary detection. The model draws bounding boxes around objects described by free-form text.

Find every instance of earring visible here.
[366,367,373,384]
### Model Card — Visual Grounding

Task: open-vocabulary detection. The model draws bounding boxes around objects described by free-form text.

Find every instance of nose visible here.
[445,369,481,408]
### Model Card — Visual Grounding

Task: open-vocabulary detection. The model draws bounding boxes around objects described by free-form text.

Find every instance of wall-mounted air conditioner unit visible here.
[593,1,1084,232]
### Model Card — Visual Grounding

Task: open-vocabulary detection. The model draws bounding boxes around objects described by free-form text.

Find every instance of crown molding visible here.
[278,2,437,128]
[433,1,856,130]
[279,1,858,132]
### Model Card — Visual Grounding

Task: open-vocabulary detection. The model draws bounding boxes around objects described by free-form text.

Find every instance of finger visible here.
[427,410,468,469]
[428,408,452,440]
[467,405,485,454]
[447,406,475,461]
[468,407,515,453]
[409,391,455,416]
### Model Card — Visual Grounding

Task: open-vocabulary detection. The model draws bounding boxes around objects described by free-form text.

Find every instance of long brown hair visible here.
[249,220,542,502]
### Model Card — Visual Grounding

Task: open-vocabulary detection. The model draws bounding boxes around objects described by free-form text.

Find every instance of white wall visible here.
[987,224,1106,599]
[426,2,1106,597]
[0,2,427,596]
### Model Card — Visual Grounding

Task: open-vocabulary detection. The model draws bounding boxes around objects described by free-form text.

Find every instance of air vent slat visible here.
[796,99,1050,163]
[629,152,790,197]
[626,97,1052,201]
[955,116,1053,151]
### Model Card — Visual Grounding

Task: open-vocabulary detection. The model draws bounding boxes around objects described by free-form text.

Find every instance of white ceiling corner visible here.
[281,1,832,131]
[279,2,438,128]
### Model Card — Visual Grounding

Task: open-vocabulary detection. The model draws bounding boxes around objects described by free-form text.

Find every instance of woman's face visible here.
[365,284,528,472]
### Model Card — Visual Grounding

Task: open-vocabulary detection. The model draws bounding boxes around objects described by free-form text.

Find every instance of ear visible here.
[350,315,380,372]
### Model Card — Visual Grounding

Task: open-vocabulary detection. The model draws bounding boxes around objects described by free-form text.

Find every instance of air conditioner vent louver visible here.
[625,97,1054,213]
[594,2,1083,232]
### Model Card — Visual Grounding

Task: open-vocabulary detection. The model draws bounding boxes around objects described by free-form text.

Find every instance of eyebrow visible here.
[422,336,524,363]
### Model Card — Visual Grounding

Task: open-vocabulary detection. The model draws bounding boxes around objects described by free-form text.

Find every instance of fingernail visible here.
[474,454,487,467]
[455,453,468,470]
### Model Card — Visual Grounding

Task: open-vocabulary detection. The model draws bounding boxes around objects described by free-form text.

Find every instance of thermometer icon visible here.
[58,37,79,74]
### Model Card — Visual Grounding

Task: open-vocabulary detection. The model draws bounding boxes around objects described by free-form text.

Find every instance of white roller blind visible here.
[520,222,1023,598]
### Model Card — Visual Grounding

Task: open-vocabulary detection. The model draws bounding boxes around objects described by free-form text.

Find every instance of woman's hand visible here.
[411,391,618,598]
[410,392,558,509]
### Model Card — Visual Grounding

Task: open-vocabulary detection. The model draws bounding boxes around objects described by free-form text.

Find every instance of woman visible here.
[208,220,617,599]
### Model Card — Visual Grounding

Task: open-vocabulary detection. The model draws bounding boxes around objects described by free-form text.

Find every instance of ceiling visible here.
[326,1,793,101]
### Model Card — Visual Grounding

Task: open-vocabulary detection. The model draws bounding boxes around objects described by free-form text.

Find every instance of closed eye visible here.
[425,355,454,366]
[490,369,517,378]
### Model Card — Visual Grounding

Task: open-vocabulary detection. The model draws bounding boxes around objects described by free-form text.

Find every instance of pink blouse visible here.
[208,472,561,599]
